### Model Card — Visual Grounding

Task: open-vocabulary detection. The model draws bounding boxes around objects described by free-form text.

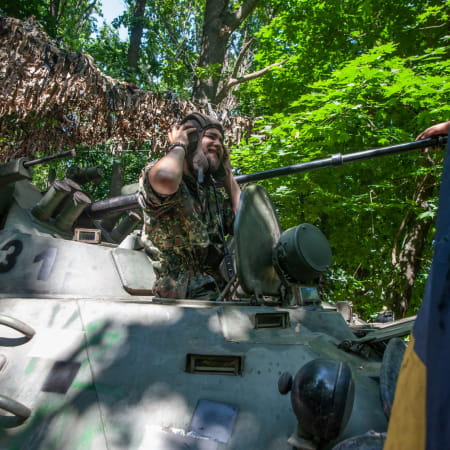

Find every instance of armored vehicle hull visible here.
[0,152,419,449]
[0,296,389,449]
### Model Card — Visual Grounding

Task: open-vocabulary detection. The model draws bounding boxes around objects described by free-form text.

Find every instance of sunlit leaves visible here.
[1,0,101,49]
[233,0,450,318]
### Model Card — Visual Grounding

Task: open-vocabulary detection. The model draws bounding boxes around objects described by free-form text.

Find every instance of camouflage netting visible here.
[0,16,253,160]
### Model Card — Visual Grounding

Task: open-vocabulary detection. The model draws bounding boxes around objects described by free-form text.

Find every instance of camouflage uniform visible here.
[138,162,234,300]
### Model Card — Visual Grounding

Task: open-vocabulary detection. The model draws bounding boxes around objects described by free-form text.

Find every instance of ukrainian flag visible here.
[385,132,450,450]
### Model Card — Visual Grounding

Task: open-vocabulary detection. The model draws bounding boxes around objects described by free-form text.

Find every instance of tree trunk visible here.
[127,0,147,75]
[385,155,438,318]
[192,0,260,104]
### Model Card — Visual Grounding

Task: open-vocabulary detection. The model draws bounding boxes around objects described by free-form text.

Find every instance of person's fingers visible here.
[169,125,197,145]
[178,124,197,133]
[416,131,426,140]
[416,127,436,140]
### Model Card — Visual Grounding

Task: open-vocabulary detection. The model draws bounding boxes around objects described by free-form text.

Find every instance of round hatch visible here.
[275,223,332,283]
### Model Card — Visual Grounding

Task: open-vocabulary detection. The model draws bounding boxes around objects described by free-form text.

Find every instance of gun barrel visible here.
[85,193,140,219]
[23,149,76,168]
[235,135,448,184]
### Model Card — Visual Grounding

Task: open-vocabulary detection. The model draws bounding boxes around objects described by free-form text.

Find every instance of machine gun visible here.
[0,149,76,187]
[83,134,448,219]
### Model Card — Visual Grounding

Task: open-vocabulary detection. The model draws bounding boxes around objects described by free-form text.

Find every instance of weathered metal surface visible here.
[0,298,388,449]
[0,230,155,299]
[0,160,413,449]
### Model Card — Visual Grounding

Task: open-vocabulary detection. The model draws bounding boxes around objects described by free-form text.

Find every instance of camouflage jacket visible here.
[138,162,235,299]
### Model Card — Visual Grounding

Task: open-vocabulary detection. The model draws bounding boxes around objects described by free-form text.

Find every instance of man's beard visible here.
[187,148,211,183]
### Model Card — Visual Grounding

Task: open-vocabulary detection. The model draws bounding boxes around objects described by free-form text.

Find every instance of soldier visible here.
[138,113,241,299]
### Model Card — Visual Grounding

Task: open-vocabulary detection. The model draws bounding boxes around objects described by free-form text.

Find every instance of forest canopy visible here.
[1,0,449,319]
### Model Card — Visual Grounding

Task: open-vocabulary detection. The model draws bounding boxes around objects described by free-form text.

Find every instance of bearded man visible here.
[138,113,241,299]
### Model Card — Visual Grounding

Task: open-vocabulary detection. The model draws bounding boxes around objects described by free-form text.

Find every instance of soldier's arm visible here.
[148,124,195,196]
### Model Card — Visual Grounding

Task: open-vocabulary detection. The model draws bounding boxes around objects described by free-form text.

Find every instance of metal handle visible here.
[0,315,35,340]
[0,394,31,421]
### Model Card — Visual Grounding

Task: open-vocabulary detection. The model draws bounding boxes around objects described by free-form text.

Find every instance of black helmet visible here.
[179,112,224,138]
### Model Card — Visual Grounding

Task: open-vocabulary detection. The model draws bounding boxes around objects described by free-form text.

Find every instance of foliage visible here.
[88,0,279,102]
[233,37,450,317]
[0,0,101,50]
[237,0,450,114]
[87,0,204,94]
[84,24,130,81]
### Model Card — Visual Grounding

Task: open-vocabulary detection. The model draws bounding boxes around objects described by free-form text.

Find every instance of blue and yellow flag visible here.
[385,133,450,450]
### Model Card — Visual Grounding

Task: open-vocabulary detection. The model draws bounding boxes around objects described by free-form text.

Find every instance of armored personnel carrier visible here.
[0,137,444,449]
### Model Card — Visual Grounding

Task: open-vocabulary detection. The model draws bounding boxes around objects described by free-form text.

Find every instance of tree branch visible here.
[231,37,255,79]
[215,58,288,103]
[227,0,261,30]
[418,22,449,30]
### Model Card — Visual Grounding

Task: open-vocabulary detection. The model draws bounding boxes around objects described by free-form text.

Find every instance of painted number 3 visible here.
[0,240,23,272]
